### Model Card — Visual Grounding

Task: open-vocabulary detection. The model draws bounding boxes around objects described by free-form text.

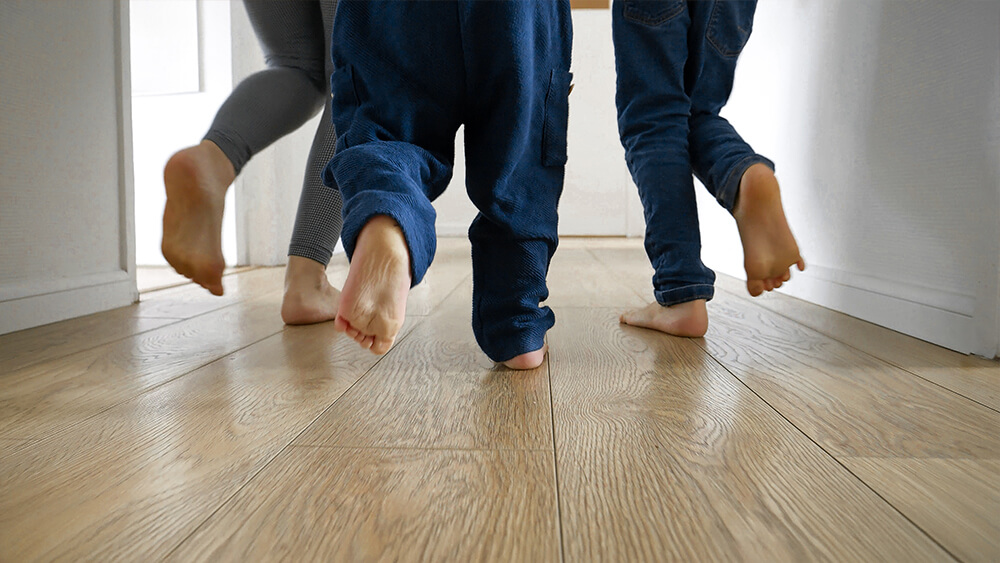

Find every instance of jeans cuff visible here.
[478,314,552,363]
[718,154,775,212]
[340,192,436,287]
[654,283,715,307]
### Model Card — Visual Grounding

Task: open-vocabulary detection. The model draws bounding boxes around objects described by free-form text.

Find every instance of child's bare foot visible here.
[334,215,411,354]
[733,163,805,297]
[620,299,708,337]
[281,256,342,325]
[503,344,548,370]
[162,140,235,296]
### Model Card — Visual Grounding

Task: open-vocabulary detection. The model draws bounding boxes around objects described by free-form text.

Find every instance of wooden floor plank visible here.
[137,265,256,293]
[0,321,394,561]
[701,289,1000,459]
[548,308,948,561]
[0,438,30,457]
[545,246,647,308]
[170,446,559,562]
[296,279,553,451]
[0,307,176,374]
[4,237,997,561]
[714,273,1000,411]
[841,458,1000,562]
[135,267,285,319]
[0,291,285,441]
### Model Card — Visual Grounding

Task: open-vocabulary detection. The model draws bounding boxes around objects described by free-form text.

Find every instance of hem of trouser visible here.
[654,283,715,307]
[203,130,251,176]
[718,154,775,213]
[340,194,433,287]
[287,244,333,267]
[483,324,550,364]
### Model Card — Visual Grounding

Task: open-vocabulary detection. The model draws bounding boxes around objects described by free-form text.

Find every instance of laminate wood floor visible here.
[1,238,997,562]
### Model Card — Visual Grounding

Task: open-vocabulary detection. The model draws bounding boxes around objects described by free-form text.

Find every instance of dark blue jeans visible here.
[324,1,573,362]
[613,0,774,306]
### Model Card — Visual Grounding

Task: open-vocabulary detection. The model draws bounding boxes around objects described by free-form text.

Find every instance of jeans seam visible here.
[622,0,684,27]
[706,1,750,58]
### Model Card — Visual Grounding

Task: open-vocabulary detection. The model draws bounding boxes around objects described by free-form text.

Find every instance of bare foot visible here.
[162,140,235,296]
[281,256,342,325]
[503,344,548,370]
[620,299,708,337]
[334,215,411,354]
[733,163,805,297]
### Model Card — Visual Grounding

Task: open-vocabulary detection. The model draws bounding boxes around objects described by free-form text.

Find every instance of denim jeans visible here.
[324,1,572,362]
[613,0,774,306]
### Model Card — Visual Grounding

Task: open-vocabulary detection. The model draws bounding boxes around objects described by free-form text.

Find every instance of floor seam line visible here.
[694,338,963,563]
[163,321,417,558]
[715,283,1000,415]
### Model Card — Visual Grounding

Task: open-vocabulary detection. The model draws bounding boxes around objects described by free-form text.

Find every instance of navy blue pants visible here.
[614,0,774,306]
[324,1,573,362]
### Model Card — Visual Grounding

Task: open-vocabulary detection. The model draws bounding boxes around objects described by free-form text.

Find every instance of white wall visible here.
[131,0,237,266]
[0,0,137,335]
[700,0,1000,358]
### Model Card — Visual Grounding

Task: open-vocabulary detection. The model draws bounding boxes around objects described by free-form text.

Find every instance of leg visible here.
[163,0,328,295]
[282,0,345,325]
[686,0,803,296]
[461,0,573,369]
[326,1,463,354]
[613,0,711,336]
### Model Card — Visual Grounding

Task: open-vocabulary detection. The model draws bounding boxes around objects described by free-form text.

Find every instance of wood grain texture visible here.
[702,290,1000,458]
[136,265,256,293]
[0,307,176,374]
[548,307,948,562]
[135,267,284,319]
[545,246,647,308]
[0,291,285,440]
[0,321,392,562]
[841,458,1000,562]
[170,446,559,562]
[0,438,29,458]
[296,280,553,450]
[714,273,1000,411]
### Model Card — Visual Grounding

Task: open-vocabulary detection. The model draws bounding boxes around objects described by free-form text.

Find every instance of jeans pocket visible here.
[622,0,684,26]
[706,0,756,58]
[541,69,573,168]
[330,64,359,149]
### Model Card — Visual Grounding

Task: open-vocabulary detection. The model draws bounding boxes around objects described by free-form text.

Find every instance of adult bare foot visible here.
[334,215,411,354]
[733,163,805,297]
[503,344,548,370]
[162,140,235,296]
[620,299,708,337]
[281,256,342,325]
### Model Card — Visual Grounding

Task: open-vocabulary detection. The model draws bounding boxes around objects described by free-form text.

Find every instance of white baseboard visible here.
[775,265,988,356]
[0,274,137,336]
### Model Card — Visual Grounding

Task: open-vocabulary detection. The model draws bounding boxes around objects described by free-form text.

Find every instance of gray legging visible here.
[203,0,342,266]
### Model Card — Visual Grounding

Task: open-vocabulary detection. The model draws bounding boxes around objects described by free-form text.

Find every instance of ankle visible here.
[285,256,328,291]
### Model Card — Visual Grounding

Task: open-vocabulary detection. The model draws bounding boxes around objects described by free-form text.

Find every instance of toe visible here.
[371,337,394,355]
[747,280,765,297]
[359,334,375,349]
